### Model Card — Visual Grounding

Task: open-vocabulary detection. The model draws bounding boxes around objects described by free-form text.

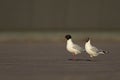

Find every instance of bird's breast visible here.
[85,43,93,53]
[66,44,75,53]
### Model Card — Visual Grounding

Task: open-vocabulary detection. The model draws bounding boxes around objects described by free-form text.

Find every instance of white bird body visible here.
[85,39,105,58]
[66,39,83,55]
[65,35,84,60]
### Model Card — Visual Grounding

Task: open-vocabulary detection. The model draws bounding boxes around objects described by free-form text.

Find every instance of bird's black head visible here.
[65,35,72,40]
[85,37,90,42]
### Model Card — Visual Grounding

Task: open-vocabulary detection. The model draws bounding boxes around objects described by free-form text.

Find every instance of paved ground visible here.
[0,42,120,80]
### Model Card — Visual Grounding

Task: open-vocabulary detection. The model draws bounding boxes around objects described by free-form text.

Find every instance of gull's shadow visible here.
[68,58,92,61]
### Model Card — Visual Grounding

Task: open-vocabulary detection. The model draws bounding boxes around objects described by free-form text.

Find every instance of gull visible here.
[85,37,108,59]
[65,34,85,60]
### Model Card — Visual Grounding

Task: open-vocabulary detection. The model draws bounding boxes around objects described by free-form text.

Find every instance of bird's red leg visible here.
[72,53,76,61]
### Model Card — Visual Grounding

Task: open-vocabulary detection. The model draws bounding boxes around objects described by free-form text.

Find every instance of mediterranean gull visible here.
[85,37,108,59]
[65,34,85,60]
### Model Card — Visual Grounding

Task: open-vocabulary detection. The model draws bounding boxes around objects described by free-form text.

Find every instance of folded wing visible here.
[72,44,85,52]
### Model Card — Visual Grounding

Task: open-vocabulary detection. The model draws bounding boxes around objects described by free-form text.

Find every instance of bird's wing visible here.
[72,44,84,51]
[90,46,99,53]
[91,46,107,54]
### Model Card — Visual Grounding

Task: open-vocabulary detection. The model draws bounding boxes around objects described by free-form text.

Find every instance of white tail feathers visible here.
[103,51,109,54]
[98,50,109,55]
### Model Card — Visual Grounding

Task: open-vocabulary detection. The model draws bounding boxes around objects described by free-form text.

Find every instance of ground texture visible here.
[0,42,119,80]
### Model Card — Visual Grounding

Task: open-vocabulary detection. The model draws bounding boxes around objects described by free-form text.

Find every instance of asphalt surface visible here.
[0,42,120,80]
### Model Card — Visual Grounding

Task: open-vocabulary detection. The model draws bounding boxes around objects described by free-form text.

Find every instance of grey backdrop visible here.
[0,0,120,31]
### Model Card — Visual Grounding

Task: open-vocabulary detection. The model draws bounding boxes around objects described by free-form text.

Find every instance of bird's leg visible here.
[91,57,94,61]
[72,53,76,61]
[90,55,94,61]
[90,56,96,62]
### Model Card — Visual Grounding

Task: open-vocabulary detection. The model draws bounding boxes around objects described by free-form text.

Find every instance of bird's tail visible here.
[103,50,109,54]
[99,50,109,54]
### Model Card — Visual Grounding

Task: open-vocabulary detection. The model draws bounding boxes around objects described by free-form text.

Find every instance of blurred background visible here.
[0,0,120,43]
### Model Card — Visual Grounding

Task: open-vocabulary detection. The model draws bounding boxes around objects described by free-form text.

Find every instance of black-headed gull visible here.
[85,38,108,59]
[65,34,85,60]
